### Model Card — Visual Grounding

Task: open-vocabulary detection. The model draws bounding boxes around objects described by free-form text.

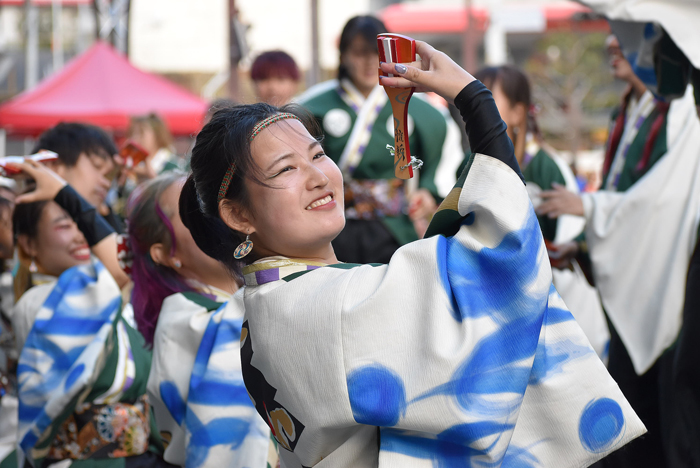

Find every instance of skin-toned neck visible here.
[356,82,374,99]
[251,239,340,265]
[187,262,239,294]
[506,122,527,166]
[627,74,648,101]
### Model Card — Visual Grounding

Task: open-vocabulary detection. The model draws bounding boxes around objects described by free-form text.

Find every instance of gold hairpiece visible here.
[217,112,302,203]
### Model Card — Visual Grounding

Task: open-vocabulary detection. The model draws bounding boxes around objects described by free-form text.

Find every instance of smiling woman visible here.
[178,41,645,468]
[2,163,171,468]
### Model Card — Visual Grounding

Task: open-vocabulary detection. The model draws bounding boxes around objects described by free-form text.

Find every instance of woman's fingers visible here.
[414,40,437,61]
[12,158,67,204]
[379,47,474,102]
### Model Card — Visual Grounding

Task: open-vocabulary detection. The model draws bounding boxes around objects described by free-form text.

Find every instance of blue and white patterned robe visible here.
[147,292,272,468]
[232,153,645,467]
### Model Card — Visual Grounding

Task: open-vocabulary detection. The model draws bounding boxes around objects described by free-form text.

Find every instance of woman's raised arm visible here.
[379,41,523,181]
[10,160,129,288]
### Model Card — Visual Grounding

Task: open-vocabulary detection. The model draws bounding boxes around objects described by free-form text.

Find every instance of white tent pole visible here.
[52,0,64,72]
[24,0,39,90]
[0,129,6,159]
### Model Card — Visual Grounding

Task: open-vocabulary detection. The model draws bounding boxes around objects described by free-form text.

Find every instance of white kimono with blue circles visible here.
[223,153,644,467]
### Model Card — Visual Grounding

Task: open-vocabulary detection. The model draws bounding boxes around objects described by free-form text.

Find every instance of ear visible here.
[150,242,175,268]
[219,199,255,236]
[17,234,37,259]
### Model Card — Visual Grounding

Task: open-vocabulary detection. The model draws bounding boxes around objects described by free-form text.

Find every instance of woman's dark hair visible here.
[251,51,300,82]
[475,65,540,137]
[12,200,49,300]
[338,15,388,81]
[179,103,320,276]
[13,201,48,241]
[127,173,196,345]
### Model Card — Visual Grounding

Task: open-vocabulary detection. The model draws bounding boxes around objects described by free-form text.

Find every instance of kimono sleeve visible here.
[147,293,217,466]
[339,153,645,467]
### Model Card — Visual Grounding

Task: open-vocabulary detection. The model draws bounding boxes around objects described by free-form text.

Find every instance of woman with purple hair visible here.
[125,173,275,468]
[125,172,238,344]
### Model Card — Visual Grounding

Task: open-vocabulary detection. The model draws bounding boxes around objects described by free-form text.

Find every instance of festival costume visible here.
[522,141,608,360]
[298,79,464,261]
[578,4,700,466]
[146,291,274,468]
[6,259,166,468]
[577,85,700,467]
[192,81,644,468]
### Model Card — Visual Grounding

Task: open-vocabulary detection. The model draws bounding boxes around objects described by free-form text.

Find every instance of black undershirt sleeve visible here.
[454,80,525,183]
[54,185,115,247]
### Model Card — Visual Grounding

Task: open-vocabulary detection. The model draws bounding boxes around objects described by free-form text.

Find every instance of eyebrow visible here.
[266,141,321,171]
[51,213,71,224]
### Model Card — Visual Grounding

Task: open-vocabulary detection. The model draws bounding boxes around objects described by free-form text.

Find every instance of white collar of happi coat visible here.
[604,89,657,191]
[242,256,329,286]
[336,79,388,176]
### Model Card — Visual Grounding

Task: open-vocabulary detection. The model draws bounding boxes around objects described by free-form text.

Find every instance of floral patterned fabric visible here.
[47,395,150,460]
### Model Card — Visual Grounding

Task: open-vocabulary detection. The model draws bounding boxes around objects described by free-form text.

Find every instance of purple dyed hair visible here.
[251,50,300,82]
[127,173,197,345]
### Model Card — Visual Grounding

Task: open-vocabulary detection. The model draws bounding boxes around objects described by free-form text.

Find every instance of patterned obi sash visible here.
[344,179,407,220]
[47,395,150,460]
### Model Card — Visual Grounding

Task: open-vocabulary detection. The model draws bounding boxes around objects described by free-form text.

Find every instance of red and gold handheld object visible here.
[119,140,149,168]
[377,33,421,180]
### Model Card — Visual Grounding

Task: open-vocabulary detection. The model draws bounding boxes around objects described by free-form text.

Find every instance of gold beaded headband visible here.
[217,112,302,203]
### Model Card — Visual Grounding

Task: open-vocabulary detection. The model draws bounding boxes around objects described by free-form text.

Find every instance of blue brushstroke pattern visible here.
[347,365,406,426]
[160,381,186,425]
[183,301,264,467]
[16,261,121,459]
[529,339,592,385]
[185,411,253,468]
[579,398,625,453]
[438,209,543,324]
[380,427,540,468]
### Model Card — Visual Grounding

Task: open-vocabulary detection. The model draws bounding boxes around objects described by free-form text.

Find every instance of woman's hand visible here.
[11,160,67,204]
[537,183,584,218]
[547,240,579,270]
[378,40,475,103]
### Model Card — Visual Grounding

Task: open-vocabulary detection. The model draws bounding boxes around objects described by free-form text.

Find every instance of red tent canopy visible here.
[379,2,608,34]
[0,42,209,136]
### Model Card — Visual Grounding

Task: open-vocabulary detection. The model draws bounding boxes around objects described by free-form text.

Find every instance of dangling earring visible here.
[234,234,253,259]
[29,258,37,273]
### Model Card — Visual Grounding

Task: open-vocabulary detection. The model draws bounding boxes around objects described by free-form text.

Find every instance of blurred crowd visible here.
[0,8,699,468]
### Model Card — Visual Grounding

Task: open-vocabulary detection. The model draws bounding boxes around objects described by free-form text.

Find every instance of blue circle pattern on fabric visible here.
[579,398,625,453]
[347,365,406,427]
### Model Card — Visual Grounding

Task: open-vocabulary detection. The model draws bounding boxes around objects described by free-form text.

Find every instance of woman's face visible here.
[158,180,224,277]
[491,82,525,132]
[24,202,91,276]
[131,123,159,156]
[227,119,345,260]
[254,76,299,107]
[341,35,379,94]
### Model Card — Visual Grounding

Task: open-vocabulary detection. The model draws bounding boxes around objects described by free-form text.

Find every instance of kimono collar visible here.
[242,256,328,286]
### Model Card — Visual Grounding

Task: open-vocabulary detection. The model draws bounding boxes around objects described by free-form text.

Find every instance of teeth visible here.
[306,195,333,210]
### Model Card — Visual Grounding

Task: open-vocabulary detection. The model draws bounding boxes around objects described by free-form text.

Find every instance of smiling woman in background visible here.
[1,162,172,468]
